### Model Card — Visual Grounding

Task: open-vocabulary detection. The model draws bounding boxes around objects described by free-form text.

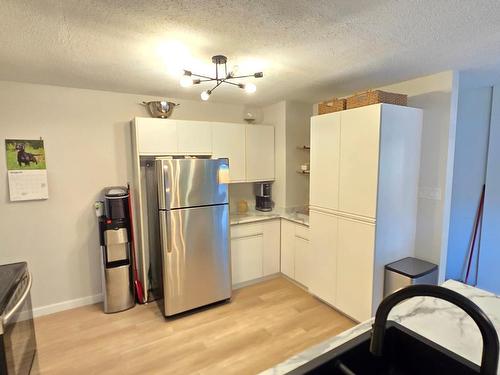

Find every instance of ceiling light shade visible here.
[244,83,257,94]
[178,55,263,100]
[200,90,211,101]
[180,75,193,87]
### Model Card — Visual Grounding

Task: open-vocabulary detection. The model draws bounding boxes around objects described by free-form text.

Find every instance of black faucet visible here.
[370,284,499,375]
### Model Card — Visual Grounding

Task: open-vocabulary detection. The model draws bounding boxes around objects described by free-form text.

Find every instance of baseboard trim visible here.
[33,294,103,318]
[232,273,280,290]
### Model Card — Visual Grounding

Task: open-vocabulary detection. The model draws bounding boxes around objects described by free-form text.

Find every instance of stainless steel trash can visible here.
[384,257,438,297]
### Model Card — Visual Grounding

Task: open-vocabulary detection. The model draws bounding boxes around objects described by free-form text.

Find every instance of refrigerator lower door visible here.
[159,204,231,316]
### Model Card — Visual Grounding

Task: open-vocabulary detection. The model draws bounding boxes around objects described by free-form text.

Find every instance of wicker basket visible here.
[346,90,407,109]
[318,98,346,115]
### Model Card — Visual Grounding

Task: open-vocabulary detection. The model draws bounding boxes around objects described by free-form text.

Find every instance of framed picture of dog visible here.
[5,139,49,201]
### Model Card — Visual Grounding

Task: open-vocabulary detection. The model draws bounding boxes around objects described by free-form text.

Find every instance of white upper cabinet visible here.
[211,123,246,183]
[134,118,211,155]
[310,112,341,210]
[339,105,381,218]
[177,120,212,154]
[134,118,178,154]
[133,118,275,183]
[245,125,275,182]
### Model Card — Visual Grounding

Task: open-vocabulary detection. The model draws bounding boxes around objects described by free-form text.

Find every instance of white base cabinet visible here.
[230,220,280,286]
[280,219,311,289]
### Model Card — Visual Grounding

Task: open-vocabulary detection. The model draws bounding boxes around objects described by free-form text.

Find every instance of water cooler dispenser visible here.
[96,187,135,313]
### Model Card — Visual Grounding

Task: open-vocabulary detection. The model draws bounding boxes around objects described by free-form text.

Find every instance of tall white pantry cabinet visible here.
[309,104,423,322]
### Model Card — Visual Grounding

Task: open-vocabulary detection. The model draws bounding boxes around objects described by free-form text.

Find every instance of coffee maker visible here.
[255,182,273,212]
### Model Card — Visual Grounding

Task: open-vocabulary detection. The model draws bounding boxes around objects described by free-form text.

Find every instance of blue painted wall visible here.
[446,87,492,282]
[477,86,500,294]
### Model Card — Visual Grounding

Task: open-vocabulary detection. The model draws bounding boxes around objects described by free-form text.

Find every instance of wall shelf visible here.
[297,170,310,175]
[297,145,310,150]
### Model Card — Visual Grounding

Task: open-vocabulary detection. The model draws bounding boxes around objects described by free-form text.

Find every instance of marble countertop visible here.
[261,280,500,374]
[230,209,309,226]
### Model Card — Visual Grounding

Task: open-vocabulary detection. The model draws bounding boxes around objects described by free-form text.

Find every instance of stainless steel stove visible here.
[0,262,37,375]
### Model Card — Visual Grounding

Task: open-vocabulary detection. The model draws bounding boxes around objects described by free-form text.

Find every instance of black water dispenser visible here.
[96,187,135,313]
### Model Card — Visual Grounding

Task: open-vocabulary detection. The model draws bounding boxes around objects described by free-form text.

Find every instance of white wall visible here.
[0,80,247,314]
[446,86,492,281]
[477,85,500,293]
[261,101,287,209]
[259,100,311,210]
[285,101,312,208]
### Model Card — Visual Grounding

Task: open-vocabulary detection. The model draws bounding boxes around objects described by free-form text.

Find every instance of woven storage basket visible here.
[346,90,407,109]
[318,98,346,114]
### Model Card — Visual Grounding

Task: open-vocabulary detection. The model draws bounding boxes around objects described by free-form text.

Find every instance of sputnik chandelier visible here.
[179,55,263,101]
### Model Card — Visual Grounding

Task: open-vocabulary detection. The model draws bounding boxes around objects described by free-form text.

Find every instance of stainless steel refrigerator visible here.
[155,157,231,316]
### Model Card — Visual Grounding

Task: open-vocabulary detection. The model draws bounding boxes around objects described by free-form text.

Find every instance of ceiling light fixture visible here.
[179,55,263,101]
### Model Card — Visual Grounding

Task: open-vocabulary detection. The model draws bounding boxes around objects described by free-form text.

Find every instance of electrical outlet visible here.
[418,187,442,200]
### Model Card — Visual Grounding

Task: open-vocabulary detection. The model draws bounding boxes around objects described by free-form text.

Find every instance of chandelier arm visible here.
[191,73,216,80]
[229,74,260,79]
[196,78,218,83]
[223,80,242,87]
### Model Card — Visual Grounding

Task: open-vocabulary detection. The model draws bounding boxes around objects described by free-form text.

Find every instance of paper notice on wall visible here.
[5,139,49,201]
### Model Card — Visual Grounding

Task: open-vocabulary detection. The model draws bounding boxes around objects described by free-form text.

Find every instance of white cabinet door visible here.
[280,219,295,278]
[263,220,281,276]
[294,234,311,288]
[230,219,280,285]
[177,121,212,154]
[336,217,375,322]
[245,125,275,181]
[339,106,381,218]
[212,123,246,182]
[310,113,341,210]
[309,210,338,306]
[134,118,178,154]
[231,234,264,284]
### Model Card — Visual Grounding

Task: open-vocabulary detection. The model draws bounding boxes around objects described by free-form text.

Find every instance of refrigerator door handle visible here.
[156,160,168,210]
[159,211,171,253]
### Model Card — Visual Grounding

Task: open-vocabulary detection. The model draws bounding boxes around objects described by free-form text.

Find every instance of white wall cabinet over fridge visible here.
[309,103,423,322]
[133,118,212,155]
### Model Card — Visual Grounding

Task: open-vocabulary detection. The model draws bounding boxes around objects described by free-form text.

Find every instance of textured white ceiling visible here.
[1,0,500,105]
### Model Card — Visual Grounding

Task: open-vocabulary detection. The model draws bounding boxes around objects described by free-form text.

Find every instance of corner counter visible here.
[230,209,309,226]
[260,280,500,374]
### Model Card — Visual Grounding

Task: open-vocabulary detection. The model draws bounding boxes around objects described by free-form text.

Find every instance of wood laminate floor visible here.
[34,277,355,375]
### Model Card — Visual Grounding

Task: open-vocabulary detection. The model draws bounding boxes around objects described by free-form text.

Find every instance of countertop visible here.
[230,209,309,226]
[261,280,500,374]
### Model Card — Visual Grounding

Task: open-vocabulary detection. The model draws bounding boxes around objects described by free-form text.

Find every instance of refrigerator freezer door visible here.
[159,204,231,316]
[156,158,229,210]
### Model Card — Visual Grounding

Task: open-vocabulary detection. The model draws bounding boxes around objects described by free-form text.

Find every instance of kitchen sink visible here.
[289,284,499,375]
[289,321,480,374]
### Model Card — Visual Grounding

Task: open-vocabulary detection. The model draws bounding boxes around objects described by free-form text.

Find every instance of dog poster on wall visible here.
[5,139,49,201]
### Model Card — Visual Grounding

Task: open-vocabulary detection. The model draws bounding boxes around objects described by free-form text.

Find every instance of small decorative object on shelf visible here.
[244,111,256,124]
[297,170,310,175]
